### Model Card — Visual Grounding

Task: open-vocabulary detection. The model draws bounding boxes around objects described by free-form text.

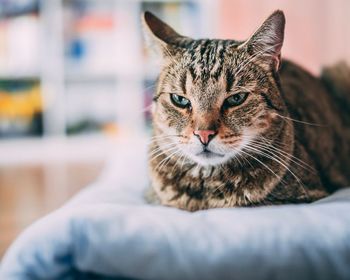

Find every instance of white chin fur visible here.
[186,136,253,167]
[191,154,232,166]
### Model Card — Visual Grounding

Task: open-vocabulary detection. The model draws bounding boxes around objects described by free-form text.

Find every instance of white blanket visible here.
[1,138,350,280]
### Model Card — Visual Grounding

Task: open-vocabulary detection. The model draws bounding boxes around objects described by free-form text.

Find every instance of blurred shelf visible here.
[0,73,40,81]
[0,2,39,19]
[64,68,146,82]
[0,134,120,166]
[64,73,117,83]
[0,0,215,139]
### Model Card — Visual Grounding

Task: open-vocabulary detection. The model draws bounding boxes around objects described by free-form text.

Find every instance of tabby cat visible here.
[143,10,350,211]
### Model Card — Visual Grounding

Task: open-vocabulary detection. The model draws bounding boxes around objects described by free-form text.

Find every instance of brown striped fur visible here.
[143,11,350,211]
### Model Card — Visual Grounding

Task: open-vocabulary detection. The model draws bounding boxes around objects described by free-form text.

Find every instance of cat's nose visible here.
[193,130,217,145]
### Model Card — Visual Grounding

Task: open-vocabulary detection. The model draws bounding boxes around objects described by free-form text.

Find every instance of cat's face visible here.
[144,11,286,166]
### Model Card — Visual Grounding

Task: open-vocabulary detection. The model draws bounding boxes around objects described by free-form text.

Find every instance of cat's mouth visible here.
[196,148,224,158]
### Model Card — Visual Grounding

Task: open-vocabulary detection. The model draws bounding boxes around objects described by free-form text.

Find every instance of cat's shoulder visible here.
[279,59,315,81]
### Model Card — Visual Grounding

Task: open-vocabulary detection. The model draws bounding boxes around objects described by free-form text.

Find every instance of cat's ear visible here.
[142,11,185,58]
[242,10,285,71]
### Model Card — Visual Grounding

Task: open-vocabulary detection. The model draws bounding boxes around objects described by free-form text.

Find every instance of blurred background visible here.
[0,0,349,257]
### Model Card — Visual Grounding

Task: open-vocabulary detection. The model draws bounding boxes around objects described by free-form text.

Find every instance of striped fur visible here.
[143,11,350,211]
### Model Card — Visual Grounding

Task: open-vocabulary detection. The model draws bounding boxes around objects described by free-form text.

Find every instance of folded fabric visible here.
[1,138,350,280]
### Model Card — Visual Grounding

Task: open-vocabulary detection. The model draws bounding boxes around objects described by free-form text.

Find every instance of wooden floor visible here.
[0,161,104,258]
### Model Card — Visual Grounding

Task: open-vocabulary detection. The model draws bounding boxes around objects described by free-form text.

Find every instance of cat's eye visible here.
[223,92,249,109]
[170,94,191,109]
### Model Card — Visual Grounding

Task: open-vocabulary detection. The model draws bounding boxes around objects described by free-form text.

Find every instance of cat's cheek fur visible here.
[250,111,277,133]
[156,98,190,133]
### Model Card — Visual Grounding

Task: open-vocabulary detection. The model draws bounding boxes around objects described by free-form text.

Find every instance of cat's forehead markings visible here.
[226,69,235,93]
[182,39,242,83]
[184,40,224,81]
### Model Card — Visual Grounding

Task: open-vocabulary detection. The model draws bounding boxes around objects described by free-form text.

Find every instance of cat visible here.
[142,10,350,211]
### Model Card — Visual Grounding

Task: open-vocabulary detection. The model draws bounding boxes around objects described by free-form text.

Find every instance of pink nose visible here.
[193,130,217,145]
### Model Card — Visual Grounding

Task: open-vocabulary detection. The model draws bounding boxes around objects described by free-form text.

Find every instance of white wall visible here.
[218,0,350,74]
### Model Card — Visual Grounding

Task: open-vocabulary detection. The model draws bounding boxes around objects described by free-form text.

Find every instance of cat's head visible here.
[143,11,287,166]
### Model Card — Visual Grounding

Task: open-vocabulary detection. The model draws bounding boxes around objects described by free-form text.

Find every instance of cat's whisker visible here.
[171,152,187,174]
[265,145,314,173]
[148,150,171,163]
[218,146,244,168]
[148,140,177,152]
[147,139,169,147]
[234,154,244,168]
[170,153,182,173]
[255,135,289,148]
[255,135,316,170]
[249,140,315,173]
[147,138,175,147]
[239,149,285,185]
[150,152,177,169]
[147,134,181,145]
[258,153,310,198]
[246,144,293,174]
[243,155,254,169]
[157,156,173,173]
[148,145,172,158]
[156,149,181,173]
[149,134,174,140]
[227,141,254,169]
[255,145,314,173]
[275,114,327,127]
[148,143,177,157]
[149,146,178,162]
[244,134,314,171]
[180,153,188,170]
[244,144,308,197]
[149,134,181,140]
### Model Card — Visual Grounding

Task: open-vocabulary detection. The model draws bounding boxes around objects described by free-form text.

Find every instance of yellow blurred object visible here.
[102,123,118,135]
[0,85,42,119]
